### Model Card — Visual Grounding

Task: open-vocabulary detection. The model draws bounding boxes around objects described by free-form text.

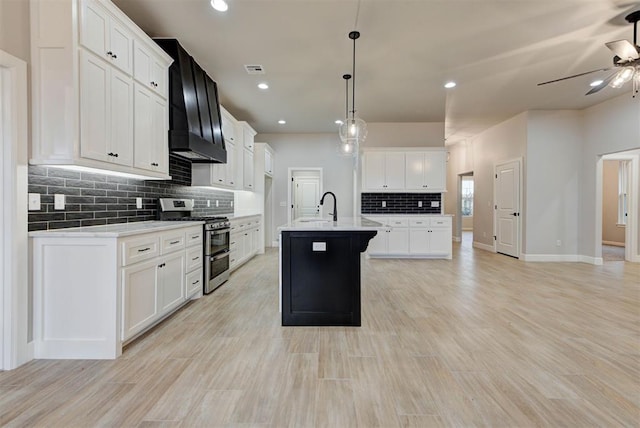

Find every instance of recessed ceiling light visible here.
[335,120,344,125]
[210,0,228,12]
[257,82,269,90]
[278,120,286,124]
[590,79,604,87]
[444,81,457,89]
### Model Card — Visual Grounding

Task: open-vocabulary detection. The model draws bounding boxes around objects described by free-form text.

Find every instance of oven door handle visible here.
[211,251,230,261]
[210,227,231,234]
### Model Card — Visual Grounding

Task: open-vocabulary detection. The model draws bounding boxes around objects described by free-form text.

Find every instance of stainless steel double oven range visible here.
[158,198,230,294]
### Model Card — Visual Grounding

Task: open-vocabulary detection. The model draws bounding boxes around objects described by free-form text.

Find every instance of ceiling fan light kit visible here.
[338,31,367,156]
[538,10,640,97]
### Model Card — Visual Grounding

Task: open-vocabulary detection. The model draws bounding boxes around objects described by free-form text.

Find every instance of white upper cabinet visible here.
[221,108,238,144]
[363,149,446,192]
[80,0,133,75]
[133,83,168,174]
[133,40,167,97]
[362,152,405,191]
[264,146,274,177]
[243,149,255,190]
[79,50,133,167]
[241,122,256,152]
[31,0,173,179]
[405,151,447,191]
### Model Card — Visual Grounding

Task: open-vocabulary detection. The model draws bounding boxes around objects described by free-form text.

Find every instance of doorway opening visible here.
[287,168,323,223]
[599,151,639,263]
[458,172,474,247]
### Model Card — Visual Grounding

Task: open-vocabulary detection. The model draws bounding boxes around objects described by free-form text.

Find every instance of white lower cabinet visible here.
[31,223,204,360]
[229,215,262,271]
[366,215,452,259]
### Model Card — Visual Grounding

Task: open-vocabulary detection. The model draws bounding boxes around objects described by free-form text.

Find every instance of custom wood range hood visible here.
[154,38,227,164]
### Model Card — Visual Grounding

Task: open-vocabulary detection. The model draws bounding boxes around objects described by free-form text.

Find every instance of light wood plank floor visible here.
[1,242,639,427]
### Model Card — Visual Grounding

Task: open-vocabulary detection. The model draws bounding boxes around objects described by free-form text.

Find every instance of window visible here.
[618,161,629,225]
[461,176,474,216]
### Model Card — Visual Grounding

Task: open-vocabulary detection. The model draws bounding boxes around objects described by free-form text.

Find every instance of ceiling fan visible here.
[538,10,640,96]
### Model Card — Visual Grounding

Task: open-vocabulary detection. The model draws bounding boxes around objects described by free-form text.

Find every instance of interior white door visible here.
[294,178,320,218]
[495,160,520,258]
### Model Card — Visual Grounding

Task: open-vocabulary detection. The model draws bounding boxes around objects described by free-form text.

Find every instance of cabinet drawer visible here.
[122,235,159,266]
[186,228,203,247]
[161,231,186,254]
[229,236,239,252]
[186,268,203,297]
[387,217,409,227]
[409,218,430,228]
[430,217,452,227]
[186,246,203,272]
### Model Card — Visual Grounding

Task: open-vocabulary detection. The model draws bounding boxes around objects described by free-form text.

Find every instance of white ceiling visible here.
[112,0,640,143]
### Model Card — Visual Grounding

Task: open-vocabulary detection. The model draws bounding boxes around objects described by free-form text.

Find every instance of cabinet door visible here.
[133,84,154,170]
[429,228,451,256]
[109,68,134,166]
[159,252,185,314]
[265,149,273,176]
[242,124,255,151]
[226,142,237,187]
[363,152,386,190]
[385,152,406,190]
[186,268,203,297]
[423,151,447,191]
[122,259,159,340]
[367,230,388,255]
[387,228,409,254]
[108,18,133,75]
[151,95,169,174]
[80,0,109,61]
[405,154,425,190]
[243,149,254,190]
[80,51,110,163]
[409,229,430,254]
[150,59,167,97]
[221,110,237,143]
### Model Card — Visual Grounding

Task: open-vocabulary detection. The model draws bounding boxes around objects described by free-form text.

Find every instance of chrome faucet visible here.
[320,191,337,222]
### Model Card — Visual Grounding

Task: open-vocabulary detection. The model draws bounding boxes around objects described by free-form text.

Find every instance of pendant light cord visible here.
[352,35,356,119]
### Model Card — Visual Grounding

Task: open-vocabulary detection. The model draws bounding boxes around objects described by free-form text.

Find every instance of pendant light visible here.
[338,31,367,153]
[339,74,356,155]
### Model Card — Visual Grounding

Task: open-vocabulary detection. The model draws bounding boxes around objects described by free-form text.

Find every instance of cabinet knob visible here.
[151,162,159,167]
[106,51,113,57]
[112,53,117,59]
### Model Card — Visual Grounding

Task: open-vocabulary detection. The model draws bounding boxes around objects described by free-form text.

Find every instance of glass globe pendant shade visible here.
[338,116,368,144]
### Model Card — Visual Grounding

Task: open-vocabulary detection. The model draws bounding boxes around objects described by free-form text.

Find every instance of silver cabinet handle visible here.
[137,247,151,252]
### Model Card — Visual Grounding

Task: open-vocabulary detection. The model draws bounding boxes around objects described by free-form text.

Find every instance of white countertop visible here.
[28,220,205,238]
[278,217,384,232]
[229,212,261,220]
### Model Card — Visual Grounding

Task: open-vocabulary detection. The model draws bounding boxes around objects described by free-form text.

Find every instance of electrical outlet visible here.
[28,193,41,211]
[207,200,211,207]
[231,200,234,207]
[381,201,386,208]
[54,194,65,210]
[216,200,219,207]
[418,201,423,208]
[431,201,440,208]
[136,197,143,209]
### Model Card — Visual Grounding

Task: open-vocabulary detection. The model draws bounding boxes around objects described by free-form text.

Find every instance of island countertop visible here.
[278,217,384,231]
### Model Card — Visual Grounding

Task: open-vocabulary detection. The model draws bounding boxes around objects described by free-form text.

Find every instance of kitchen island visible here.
[279,217,383,326]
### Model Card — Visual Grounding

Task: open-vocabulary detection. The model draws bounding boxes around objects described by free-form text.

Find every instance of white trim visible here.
[0,50,30,370]
[521,253,604,265]
[473,241,495,252]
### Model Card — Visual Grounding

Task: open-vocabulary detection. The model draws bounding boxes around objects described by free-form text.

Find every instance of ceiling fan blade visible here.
[605,40,640,62]
[585,71,618,95]
[537,68,612,86]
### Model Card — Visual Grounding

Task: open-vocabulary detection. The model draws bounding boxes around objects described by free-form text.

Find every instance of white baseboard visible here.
[602,240,625,247]
[521,253,604,265]
[473,241,495,252]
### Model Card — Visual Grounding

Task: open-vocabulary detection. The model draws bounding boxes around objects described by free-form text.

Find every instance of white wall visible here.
[582,94,640,259]
[0,0,30,62]
[446,113,528,248]
[362,122,444,148]
[525,110,582,256]
[256,133,356,229]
